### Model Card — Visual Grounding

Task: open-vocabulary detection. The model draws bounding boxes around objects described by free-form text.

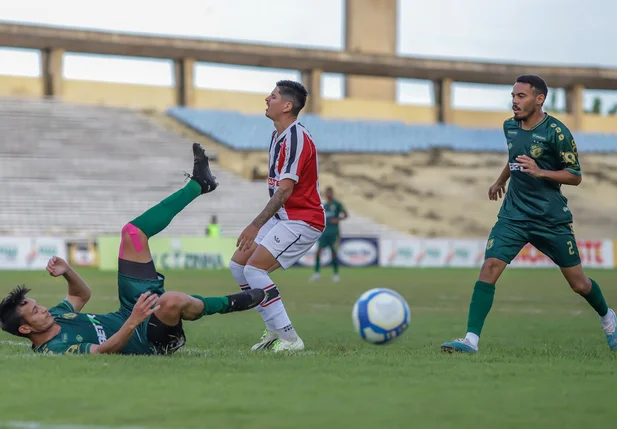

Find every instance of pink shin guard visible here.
[118,223,144,258]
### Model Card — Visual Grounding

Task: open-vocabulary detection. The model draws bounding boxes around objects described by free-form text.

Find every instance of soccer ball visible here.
[352,288,411,345]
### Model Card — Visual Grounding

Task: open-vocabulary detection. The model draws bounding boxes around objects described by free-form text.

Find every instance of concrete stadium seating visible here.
[0,97,398,239]
[167,107,617,154]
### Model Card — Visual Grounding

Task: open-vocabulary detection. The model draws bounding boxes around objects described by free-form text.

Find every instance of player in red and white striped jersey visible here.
[230,80,325,353]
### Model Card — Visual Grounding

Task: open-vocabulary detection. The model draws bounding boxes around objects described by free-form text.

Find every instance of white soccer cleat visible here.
[333,274,340,283]
[309,272,321,282]
[251,329,279,351]
[272,337,305,353]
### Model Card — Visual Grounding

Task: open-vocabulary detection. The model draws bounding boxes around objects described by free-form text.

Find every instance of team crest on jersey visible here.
[530,144,544,159]
[62,313,77,320]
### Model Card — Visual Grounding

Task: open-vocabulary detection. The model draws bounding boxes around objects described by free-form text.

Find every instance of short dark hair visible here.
[276,80,308,116]
[326,186,334,192]
[516,75,548,98]
[0,286,31,337]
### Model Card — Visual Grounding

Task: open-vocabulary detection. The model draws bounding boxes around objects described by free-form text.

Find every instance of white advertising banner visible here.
[0,237,67,270]
[380,238,615,269]
[380,239,485,268]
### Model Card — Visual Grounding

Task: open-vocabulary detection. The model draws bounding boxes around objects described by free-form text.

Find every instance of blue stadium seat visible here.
[166,107,617,154]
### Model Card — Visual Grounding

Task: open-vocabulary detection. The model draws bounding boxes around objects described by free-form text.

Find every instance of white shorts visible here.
[256,218,323,269]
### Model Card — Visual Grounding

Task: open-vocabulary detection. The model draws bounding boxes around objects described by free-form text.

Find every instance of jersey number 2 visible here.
[567,241,575,256]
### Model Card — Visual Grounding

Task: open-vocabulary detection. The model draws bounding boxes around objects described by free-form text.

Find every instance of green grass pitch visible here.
[1,267,616,429]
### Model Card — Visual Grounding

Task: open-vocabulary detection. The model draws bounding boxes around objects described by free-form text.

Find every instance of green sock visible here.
[331,246,339,274]
[130,180,201,238]
[584,279,609,317]
[314,252,321,273]
[190,295,230,320]
[466,281,496,336]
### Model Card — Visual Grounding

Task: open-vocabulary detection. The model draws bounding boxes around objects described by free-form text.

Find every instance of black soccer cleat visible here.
[224,289,266,313]
[191,142,218,194]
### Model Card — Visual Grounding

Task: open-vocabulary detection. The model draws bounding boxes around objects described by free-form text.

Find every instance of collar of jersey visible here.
[273,119,299,142]
[517,113,549,131]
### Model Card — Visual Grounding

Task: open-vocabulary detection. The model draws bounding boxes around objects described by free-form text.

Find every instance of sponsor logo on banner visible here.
[0,237,67,270]
[511,240,614,269]
[295,237,379,267]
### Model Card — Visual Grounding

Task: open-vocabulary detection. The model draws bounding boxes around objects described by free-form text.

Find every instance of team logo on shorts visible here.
[62,313,78,320]
[530,144,544,159]
[486,238,494,250]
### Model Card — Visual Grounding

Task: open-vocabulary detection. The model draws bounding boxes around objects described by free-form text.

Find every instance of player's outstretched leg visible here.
[441,258,506,354]
[119,142,218,262]
[561,265,617,350]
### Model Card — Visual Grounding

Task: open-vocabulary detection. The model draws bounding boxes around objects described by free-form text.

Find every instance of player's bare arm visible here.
[237,178,295,251]
[515,155,582,186]
[90,292,160,355]
[46,256,92,312]
[489,162,511,200]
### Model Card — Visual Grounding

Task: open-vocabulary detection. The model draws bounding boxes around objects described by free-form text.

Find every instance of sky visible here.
[1,0,617,112]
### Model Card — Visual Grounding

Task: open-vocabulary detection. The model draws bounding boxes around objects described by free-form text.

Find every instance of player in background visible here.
[0,144,264,355]
[309,186,348,283]
[230,80,325,353]
[441,75,617,354]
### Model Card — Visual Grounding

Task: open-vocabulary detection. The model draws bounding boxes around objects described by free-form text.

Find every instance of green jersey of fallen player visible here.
[499,114,581,226]
[323,200,347,235]
[32,300,153,355]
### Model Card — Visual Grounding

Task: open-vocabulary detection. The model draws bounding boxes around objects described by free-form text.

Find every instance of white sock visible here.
[229,261,250,291]
[244,265,298,342]
[465,332,479,348]
[230,261,276,331]
[601,308,615,332]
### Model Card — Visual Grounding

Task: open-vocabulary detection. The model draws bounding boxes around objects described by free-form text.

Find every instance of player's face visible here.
[511,82,543,121]
[265,87,291,120]
[17,297,55,336]
[325,189,334,200]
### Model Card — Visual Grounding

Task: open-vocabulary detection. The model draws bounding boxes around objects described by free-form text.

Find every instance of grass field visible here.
[1,266,616,429]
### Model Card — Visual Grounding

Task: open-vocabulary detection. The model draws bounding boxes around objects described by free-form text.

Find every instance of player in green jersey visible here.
[441,75,617,354]
[310,187,348,282]
[0,143,265,356]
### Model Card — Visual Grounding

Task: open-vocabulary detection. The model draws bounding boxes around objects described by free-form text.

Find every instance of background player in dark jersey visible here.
[441,75,617,354]
[310,187,348,283]
[0,143,264,355]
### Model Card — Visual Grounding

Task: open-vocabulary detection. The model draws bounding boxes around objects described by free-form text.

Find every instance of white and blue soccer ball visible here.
[352,288,411,345]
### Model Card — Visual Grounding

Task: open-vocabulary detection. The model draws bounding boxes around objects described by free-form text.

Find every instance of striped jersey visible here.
[268,120,325,231]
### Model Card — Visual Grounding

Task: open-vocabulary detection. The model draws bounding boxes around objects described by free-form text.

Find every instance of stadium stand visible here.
[0,97,400,239]
[167,107,617,154]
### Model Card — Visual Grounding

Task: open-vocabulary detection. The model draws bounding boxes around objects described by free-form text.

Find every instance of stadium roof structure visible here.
[1,21,617,90]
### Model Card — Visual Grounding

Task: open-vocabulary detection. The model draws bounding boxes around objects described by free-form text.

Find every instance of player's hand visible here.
[488,182,506,201]
[128,292,160,326]
[330,218,339,225]
[237,224,259,252]
[516,155,544,179]
[46,256,70,277]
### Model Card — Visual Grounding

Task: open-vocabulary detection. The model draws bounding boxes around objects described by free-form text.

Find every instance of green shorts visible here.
[485,218,581,268]
[115,273,169,355]
[318,233,339,249]
[117,272,166,314]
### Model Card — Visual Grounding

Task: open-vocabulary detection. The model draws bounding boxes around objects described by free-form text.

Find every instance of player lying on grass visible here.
[441,75,617,354]
[0,143,265,355]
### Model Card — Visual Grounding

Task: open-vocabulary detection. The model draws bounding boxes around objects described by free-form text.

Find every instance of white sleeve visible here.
[279,127,306,183]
